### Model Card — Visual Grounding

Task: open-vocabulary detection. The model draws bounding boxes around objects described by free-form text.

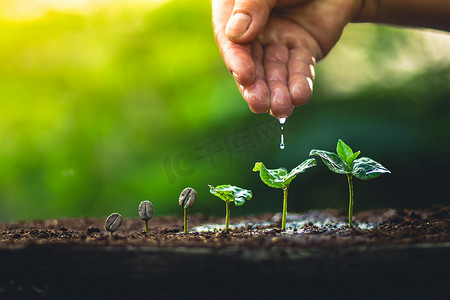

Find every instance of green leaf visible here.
[277,168,288,177]
[309,149,349,174]
[233,197,246,206]
[209,184,252,205]
[285,158,317,185]
[253,162,286,189]
[346,151,361,169]
[336,139,354,161]
[352,157,391,180]
[253,160,316,189]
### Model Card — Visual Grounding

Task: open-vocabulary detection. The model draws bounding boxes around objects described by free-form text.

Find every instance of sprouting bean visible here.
[139,200,153,234]
[179,187,197,210]
[105,213,122,234]
[139,200,153,221]
[179,187,197,234]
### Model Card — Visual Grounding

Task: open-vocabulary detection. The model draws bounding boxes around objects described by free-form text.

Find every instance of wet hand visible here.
[212,0,357,118]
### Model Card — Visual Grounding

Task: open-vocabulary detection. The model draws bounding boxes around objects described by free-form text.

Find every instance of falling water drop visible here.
[279,118,286,150]
[280,134,285,150]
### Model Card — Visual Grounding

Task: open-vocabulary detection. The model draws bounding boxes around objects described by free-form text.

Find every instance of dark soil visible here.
[1,207,449,249]
[0,206,449,299]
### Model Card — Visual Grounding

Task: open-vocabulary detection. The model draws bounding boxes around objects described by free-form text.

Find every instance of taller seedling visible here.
[310,139,390,228]
[253,159,316,231]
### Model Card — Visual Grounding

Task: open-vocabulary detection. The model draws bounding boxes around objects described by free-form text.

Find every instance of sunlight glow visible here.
[0,0,171,21]
[320,24,450,95]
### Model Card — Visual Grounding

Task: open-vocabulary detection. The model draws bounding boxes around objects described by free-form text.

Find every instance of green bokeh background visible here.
[0,0,449,222]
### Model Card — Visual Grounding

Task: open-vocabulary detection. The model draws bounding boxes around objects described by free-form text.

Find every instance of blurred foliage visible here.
[0,0,449,221]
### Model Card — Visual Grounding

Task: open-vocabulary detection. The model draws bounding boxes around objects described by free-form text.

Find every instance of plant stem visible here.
[281,187,288,231]
[184,208,188,234]
[347,174,354,228]
[225,200,230,232]
[145,220,149,234]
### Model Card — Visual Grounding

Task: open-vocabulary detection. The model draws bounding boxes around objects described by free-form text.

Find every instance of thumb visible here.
[226,0,277,43]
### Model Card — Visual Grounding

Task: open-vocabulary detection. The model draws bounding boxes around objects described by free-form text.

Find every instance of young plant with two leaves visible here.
[310,139,390,228]
[253,159,316,231]
[209,184,252,232]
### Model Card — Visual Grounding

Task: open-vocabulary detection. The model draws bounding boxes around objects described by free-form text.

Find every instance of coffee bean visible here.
[105,213,122,233]
[139,200,153,221]
[179,187,197,209]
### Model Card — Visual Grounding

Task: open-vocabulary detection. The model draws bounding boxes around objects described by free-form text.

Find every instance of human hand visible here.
[212,0,358,118]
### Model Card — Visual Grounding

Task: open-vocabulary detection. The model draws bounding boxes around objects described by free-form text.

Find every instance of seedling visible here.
[179,187,197,234]
[105,213,122,236]
[310,139,390,228]
[139,200,153,234]
[209,184,252,232]
[253,159,316,231]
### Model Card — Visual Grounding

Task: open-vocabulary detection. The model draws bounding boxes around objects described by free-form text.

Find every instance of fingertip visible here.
[249,104,269,114]
[270,106,293,119]
[291,77,313,107]
[234,68,256,87]
[242,81,270,114]
[227,49,256,86]
[269,87,294,118]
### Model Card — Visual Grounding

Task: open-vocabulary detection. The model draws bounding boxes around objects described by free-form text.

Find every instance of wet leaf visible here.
[352,157,391,180]
[233,196,246,206]
[252,162,286,189]
[285,158,317,185]
[309,149,349,174]
[253,160,316,189]
[277,168,288,177]
[208,184,252,206]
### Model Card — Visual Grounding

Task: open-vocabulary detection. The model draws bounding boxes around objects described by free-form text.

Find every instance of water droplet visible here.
[306,77,313,92]
[278,118,286,150]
